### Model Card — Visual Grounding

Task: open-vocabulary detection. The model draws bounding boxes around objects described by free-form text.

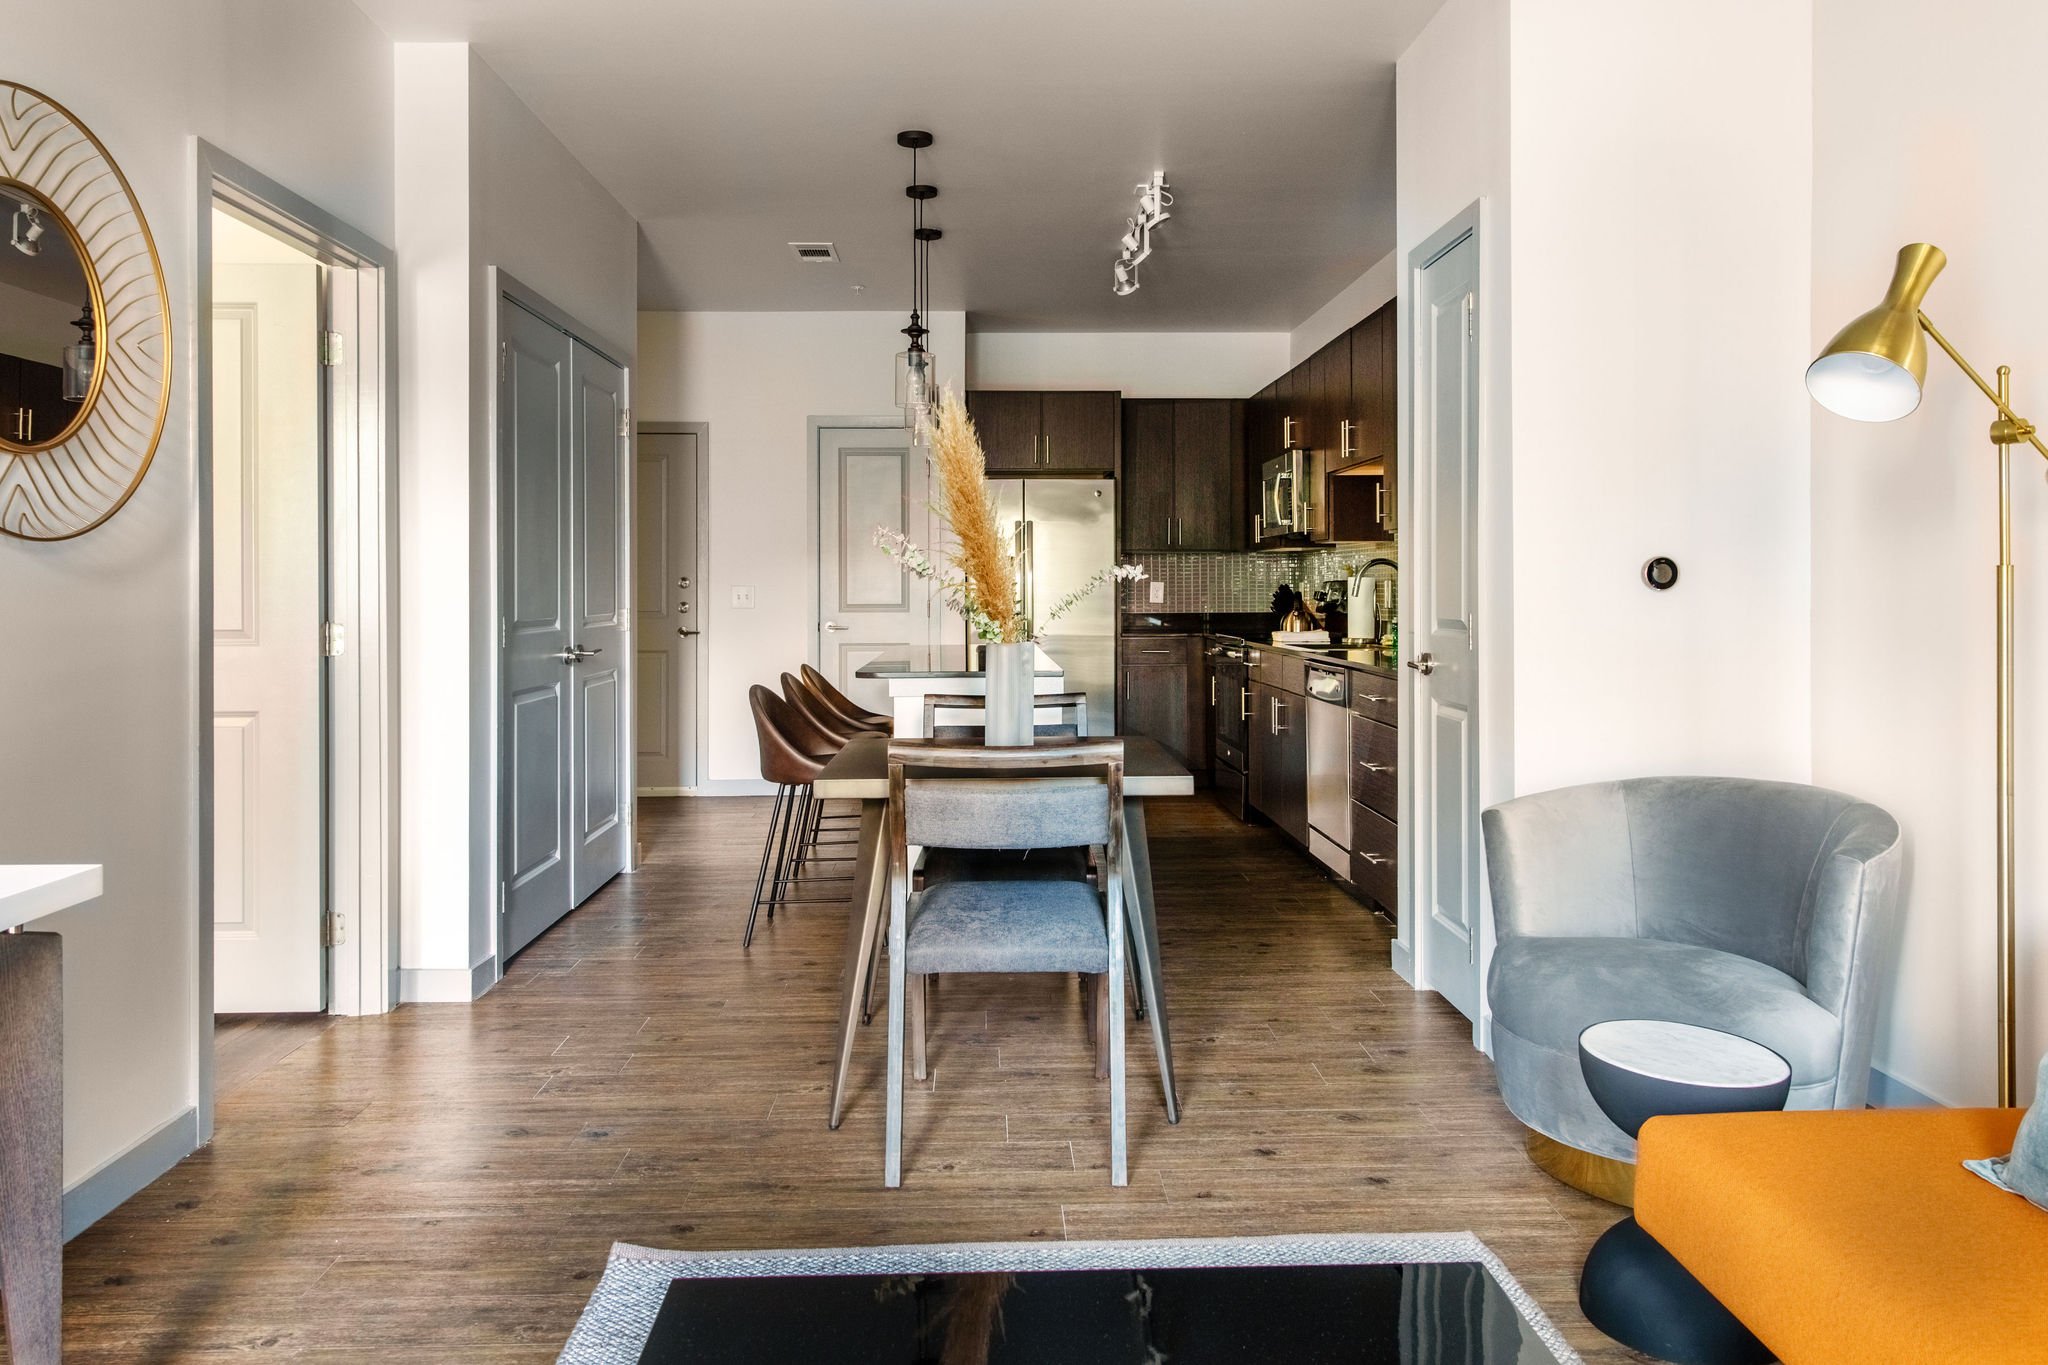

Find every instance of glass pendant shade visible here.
[61,342,93,402]
[896,346,936,438]
[1806,242,1945,422]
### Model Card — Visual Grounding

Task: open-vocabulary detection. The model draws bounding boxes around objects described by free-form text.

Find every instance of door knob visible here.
[1406,653,1436,675]
[677,628,700,637]
[823,621,850,633]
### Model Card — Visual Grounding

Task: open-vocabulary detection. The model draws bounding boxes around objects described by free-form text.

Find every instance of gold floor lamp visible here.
[1808,242,2044,1107]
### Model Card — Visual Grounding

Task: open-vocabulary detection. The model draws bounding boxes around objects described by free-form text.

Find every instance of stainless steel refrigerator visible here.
[989,479,1117,736]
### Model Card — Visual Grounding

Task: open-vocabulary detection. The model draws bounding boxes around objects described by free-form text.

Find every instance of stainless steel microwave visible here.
[1256,450,1316,547]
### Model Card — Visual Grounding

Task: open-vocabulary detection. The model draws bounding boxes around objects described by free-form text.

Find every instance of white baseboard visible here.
[65,1107,198,1240]
[399,957,498,1004]
[637,786,688,797]
[685,779,777,797]
[1390,938,1415,985]
[1867,1066,1942,1108]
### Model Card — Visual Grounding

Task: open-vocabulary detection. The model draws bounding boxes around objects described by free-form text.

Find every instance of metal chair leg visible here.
[910,973,928,1081]
[744,786,790,948]
[767,784,805,919]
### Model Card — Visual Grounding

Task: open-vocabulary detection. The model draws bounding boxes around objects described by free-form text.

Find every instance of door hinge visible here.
[1465,294,1476,340]
[500,617,509,648]
[499,341,508,381]
[618,408,632,439]
[323,912,346,947]
[321,331,344,367]
[498,881,509,919]
[321,621,345,656]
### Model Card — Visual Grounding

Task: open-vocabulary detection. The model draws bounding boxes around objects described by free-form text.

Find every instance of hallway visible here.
[51,796,1635,1362]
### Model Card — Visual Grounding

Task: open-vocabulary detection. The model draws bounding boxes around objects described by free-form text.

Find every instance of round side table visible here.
[1575,1019,1791,1365]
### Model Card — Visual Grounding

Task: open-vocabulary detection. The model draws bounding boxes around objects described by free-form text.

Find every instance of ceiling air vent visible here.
[789,242,839,264]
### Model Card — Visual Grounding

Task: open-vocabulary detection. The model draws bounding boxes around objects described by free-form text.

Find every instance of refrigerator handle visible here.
[1015,519,1035,631]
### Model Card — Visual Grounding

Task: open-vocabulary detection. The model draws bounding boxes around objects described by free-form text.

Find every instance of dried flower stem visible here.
[928,391,1023,644]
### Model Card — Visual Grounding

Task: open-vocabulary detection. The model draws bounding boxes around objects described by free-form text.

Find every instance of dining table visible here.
[812,734,1190,1130]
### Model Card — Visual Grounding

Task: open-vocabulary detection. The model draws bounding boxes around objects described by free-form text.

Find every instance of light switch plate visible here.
[1148,580,1165,604]
[731,585,755,609]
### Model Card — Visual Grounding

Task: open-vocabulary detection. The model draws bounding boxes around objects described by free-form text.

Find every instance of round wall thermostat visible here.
[1642,557,1680,591]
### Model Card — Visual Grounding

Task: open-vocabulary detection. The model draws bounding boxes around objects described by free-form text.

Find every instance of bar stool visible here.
[781,673,867,865]
[801,663,893,734]
[744,684,854,948]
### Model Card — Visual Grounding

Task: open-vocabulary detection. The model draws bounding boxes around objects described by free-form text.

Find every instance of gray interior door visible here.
[569,343,627,904]
[500,300,574,956]
[634,430,699,792]
[816,426,927,715]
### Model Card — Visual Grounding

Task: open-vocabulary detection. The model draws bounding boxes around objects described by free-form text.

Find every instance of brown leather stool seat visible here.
[744,684,855,948]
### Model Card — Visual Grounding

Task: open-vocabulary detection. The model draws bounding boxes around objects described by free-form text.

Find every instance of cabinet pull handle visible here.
[1240,688,1252,721]
[1210,676,1216,706]
[1359,761,1394,773]
[1361,853,1393,867]
[1272,697,1286,735]
[1376,483,1386,523]
[1340,419,1355,461]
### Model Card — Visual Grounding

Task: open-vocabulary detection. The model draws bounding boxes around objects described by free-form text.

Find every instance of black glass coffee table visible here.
[637,1262,1556,1363]
[561,1236,1577,1364]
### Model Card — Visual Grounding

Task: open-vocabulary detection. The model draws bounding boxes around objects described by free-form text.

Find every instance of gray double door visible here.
[500,297,628,960]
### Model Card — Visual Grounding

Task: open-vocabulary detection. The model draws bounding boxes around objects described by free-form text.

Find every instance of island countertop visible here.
[0,864,104,933]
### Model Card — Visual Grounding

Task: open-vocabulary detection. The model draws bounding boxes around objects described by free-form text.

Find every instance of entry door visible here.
[634,431,699,792]
[212,258,325,1013]
[569,347,627,903]
[1411,228,1483,1022]
[499,299,629,957]
[816,426,928,715]
[501,301,575,954]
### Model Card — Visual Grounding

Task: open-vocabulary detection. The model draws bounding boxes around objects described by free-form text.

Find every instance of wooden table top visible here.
[812,734,1196,800]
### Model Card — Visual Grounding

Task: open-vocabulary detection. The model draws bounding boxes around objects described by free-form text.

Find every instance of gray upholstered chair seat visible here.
[905,880,1111,975]
[921,846,1090,884]
[1490,937,1842,1085]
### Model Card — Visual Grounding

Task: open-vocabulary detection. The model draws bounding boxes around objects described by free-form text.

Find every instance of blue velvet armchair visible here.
[1482,777,1903,1163]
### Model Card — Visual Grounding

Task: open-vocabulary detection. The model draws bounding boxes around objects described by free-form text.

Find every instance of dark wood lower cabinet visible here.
[1117,635,1201,771]
[1351,802,1398,910]
[1248,680,1308,845]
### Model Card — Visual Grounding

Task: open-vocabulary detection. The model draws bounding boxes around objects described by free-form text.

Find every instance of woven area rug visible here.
[558,1231,1583,1363]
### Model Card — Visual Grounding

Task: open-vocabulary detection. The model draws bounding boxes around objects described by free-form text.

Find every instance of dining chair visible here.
[801,663,894,734]
[921,691,1089,741]
[743,684,854,949]
[884,738,1129,1187]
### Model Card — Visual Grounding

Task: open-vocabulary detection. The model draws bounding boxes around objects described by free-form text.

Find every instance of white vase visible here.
[982,641,1036,747]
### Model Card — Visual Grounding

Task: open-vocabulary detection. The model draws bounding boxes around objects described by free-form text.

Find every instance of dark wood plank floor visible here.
[43,795,1644,1362]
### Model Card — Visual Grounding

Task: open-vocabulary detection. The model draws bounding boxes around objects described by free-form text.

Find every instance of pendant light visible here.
[894,130,942,443]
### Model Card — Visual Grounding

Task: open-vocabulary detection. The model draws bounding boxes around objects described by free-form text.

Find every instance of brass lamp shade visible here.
[1806,242,1947,422]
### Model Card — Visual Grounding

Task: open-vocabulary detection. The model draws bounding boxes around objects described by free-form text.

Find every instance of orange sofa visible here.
[1636,1106,2047,1365]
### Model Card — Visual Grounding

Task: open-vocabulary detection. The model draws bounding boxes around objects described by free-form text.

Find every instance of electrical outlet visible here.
[731,585,755,609]
[1148,580,1165,604]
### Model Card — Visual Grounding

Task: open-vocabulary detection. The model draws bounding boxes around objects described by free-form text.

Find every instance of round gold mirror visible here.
[0,83,170,540]
[0,180,104,453]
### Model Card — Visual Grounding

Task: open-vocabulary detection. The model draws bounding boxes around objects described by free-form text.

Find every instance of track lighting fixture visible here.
[1113,171,1171,296]
[10,201,44,257]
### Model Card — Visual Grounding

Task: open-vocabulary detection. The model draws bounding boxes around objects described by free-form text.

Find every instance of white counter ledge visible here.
[0,864,103,933]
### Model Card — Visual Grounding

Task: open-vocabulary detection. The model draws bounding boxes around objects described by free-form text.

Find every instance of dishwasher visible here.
[1304,664,1352,876]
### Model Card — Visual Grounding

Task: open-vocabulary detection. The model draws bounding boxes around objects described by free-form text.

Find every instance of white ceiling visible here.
[351,0,1444,331]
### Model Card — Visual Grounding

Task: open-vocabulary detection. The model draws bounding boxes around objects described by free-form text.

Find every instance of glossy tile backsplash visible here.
[1120,546,1397,613]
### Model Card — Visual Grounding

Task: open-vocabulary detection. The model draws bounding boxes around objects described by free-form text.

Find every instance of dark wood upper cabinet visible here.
[1327,300,1399,542]
[1276,365,1303,451]
[1119,400,1176,551]
[966,390,1042,471]
[1310,333,1351,465]
[965,390,1119,472]
[1172,399,1243,550]
[1039,391,1119,472]
[1119,398,1245,552]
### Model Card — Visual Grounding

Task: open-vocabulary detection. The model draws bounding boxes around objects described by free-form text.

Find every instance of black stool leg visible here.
[744,786,790,948]
[1580,1217,1772,1365]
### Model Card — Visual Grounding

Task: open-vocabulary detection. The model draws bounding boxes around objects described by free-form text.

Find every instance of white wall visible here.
[1812,0,2048,1106]
[1395,0,1515,985]
[1506,0,1813,793]
[637,310,966,784]
[1290,252,1397,366]
[395,45,639,997]
[966,332,1288,398]
[3,0,394,1201]
[0,279,84,366]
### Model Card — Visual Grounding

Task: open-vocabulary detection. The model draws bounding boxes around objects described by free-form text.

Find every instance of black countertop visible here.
[1118,613,1398,679]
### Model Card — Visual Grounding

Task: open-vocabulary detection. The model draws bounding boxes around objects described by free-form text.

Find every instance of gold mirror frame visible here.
[0,178,106,451]
[0,82,170,540]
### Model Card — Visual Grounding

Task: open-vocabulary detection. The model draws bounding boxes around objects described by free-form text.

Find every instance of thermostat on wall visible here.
[1642,557,1680,591]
